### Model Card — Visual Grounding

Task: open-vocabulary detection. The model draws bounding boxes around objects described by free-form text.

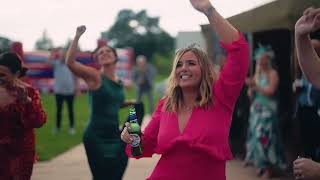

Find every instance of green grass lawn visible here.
[35,94,90,161]
[35,85,163,161]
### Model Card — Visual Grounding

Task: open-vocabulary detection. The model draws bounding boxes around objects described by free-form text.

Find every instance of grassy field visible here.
[35,85,163,161]
[36,94,90,161]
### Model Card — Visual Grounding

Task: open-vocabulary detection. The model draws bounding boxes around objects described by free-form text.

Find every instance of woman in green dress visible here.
[66,26,134,180]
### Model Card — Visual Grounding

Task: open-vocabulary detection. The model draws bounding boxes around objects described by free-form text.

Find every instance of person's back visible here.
[52,60,76,95]
[49,48,77,133]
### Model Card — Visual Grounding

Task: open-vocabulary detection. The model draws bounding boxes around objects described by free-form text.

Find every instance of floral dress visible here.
[0,86,47,180]
[245,73,286,170]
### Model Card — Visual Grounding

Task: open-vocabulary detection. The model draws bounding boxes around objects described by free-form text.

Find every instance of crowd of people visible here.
[0,0,320,179]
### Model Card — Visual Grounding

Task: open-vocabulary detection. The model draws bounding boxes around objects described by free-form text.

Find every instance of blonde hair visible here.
[164,46,216,112]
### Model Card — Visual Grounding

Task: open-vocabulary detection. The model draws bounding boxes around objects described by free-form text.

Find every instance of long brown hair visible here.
[165,46,216,112]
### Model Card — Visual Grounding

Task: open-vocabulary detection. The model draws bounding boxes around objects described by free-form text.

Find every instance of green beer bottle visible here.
[128,107,143,156]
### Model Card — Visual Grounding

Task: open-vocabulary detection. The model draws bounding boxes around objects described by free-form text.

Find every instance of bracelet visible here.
[204,6,216,17]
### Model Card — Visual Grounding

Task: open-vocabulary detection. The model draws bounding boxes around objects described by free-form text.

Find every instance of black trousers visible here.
[55,94,75,129]
[297,105,320,161]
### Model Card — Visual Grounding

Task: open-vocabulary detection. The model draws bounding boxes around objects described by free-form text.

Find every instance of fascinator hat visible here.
[254,43,275,62]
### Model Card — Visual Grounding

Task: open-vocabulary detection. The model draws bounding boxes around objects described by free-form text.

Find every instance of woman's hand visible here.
[245,78,256,88]
[121,122,133,144]
[247,88,254,100]
[189,0,212,14]
[293,158,320,180]
[292,79,304,93]
[15,86,31,104]
[76,25,86,38]
[295,7,320,37]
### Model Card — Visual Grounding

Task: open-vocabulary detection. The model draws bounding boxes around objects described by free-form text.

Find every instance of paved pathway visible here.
[32,115,293,180]
[32,145,292,180]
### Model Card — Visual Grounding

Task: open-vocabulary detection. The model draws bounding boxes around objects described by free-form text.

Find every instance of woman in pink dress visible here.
[121,0,250,179]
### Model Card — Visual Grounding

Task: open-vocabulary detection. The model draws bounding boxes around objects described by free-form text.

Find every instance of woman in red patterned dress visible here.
[0,52,47,180]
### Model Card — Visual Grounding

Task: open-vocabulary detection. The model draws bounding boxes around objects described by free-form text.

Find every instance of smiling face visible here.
[175,51,202,90]
[95,46,117,66]
[165,47,215,112]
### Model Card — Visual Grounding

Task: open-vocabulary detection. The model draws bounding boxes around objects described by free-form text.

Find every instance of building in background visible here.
[200,0,320,164]
[176,31,206,51]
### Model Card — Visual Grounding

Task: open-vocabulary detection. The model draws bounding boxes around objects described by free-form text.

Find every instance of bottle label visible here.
[130,134,141,147]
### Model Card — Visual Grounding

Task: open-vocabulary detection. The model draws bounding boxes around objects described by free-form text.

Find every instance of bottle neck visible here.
[130,119,138,123]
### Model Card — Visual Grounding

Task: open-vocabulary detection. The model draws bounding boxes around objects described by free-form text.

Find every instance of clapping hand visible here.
[295,7,320,36]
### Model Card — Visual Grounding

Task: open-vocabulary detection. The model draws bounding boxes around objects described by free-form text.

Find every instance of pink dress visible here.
[126,33,250,180]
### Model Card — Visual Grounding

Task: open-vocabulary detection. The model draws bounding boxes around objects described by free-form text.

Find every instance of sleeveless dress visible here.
[83,76,125,180]
[245,73,286,170]
[126,33,250,180]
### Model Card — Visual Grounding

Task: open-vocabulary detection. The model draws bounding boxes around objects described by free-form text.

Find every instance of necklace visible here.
[180,103,196,112]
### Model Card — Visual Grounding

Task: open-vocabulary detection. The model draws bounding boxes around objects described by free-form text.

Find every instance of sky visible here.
[0,0,275,51]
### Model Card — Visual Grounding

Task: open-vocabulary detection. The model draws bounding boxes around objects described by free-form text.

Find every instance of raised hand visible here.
[76,25,86,38]
[295,7,320,36]
[189,0,212,14]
